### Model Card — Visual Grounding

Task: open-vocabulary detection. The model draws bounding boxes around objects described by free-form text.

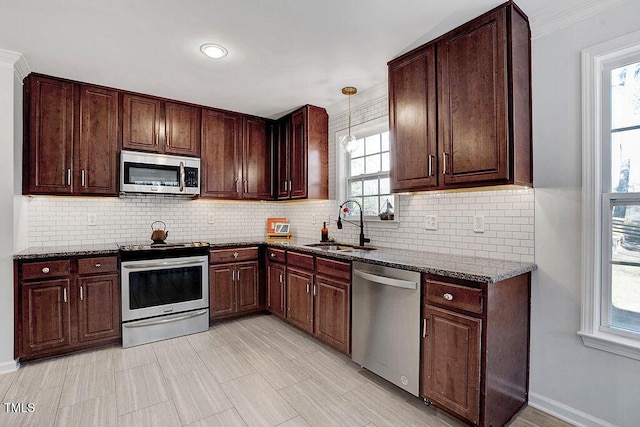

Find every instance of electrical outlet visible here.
[207,213,215,224]
[424,215,438,231]
[312,215,316,225]
[473,215,485,233]
[87,213,97,226]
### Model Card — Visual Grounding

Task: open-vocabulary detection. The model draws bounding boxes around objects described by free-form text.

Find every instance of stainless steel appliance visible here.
[351,261,421,396]
[120,242,209,347]
[120,150,200,195]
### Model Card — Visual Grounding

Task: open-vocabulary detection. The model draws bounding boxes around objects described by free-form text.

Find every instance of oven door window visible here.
[124,162,180,187]
[128,266,203,309]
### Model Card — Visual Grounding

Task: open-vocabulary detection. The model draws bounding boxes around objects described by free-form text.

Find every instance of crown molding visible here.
[531,0,632,40]
[0,49,30,81]
[326,81,388,117]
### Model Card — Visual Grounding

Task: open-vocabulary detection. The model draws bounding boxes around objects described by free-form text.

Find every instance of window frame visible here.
[336,116,399,226]
[580,30,640,360]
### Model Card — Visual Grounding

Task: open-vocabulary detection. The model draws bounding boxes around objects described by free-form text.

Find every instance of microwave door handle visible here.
[179,161,185,192]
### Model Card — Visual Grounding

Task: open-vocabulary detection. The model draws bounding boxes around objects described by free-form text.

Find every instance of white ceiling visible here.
[0,0,591,118]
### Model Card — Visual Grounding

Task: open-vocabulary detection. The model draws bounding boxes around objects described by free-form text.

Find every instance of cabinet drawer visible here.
[287,251,314,270]
[266,248,286,264]
[78,256,118,275]
[209,247,258,264]
[21,259,70,280]
[316,257,351,282]
[425,280,483,314]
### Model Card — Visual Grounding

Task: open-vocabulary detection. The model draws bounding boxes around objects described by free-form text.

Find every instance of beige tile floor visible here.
[0,314,572,427]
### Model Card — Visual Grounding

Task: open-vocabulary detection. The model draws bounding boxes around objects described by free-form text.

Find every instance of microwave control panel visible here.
[185,167,199,188]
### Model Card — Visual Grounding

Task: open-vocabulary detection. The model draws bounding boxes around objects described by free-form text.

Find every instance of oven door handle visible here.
[122,259,205,270]
[123,309,208,328]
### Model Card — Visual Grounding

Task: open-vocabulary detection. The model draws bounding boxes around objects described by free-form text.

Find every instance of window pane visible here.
[611,62,640,130]
[363,178,379,196]
[349,180,362,197]
[351,138,365,158]
[612,202,640,262]
[351,157,364,176]
[611,264,640,333]
[611,129,640,192]
[366,135,381,154]
[380,177,390,194]
[363,196,379,216]
[365,154,381,174]
[381,131,389,151]
[381,152,390,171]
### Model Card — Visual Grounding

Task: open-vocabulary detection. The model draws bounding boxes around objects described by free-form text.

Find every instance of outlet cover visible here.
[87,213,97,226]
[207,213,215,224]
[473,215,485,233]
[424,215,438,231]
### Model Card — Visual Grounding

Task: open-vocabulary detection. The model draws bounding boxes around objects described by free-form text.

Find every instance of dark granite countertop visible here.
[14,238,536,284]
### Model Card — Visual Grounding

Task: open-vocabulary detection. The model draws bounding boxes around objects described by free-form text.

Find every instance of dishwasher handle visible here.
[354,269,417,290]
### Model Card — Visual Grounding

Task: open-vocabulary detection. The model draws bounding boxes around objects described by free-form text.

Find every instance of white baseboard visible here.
[0,359,19,374]
[529,392,616,427]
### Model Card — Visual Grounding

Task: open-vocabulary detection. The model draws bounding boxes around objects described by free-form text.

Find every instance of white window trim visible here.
[335,115,400,228]
[579,30,640,360]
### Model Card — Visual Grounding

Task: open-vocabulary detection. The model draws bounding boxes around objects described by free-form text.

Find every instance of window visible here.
[336,116,398,223]
[580,31,640,359]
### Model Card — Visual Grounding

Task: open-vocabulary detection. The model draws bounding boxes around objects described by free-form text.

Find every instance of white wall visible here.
[530,2,640,426]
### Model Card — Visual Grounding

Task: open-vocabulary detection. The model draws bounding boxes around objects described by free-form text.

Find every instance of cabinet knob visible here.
[233,252,239,258]
[270,253,276,258]
[94,263,102,268]
[443,293,454,301]
[42,267,50,273]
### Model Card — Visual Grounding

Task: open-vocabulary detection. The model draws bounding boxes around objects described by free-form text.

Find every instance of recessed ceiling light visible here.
[200,43,228,59]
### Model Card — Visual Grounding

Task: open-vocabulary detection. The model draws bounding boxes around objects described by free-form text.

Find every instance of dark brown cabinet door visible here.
[20,279,71,355]
[209,264,236,319]
[314,276,350,354]
[26,76,74,194]
[77,85,119,195]
[389,44,437,191]
[78,274,120,342]
[267,262,285,318]
[286,267,313,334]
[242,117,272,199]
[275,117,290,199]
[236,261,259,313]
[165,102,201,157]
[123,94,162,152]
[437,7,508,185]
[422,304,481,425]
[289,109,307,199]
[201,109,242,199]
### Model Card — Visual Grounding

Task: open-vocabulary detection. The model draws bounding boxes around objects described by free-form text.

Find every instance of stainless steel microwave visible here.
[120,151,200,195]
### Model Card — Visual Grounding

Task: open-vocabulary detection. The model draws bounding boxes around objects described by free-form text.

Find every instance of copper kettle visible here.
[151,221,168,243]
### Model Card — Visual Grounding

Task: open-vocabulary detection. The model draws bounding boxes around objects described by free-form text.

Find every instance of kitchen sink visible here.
[304,243,377,253]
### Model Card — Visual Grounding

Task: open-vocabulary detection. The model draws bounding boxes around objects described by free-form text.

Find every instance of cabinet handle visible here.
[81,170,86,187]
[237,270,240,281]
[63,288,67,303]
[443,293,454,301]
[67,168,71,186]
[94,263,102,268]
[423,318,428,337]
[289,180,292,193]
[80,286,83,301]
[313,284,316,296]
[442,153,448,175]
[279,273,283,283]
[235,179,239,193]
[306,283,310,294]
[244,180,248,193]
[284,181,288,191]
[428,155,433,177]
[232,270,237,281]
[233,252,239,258]
[42,267,50,274]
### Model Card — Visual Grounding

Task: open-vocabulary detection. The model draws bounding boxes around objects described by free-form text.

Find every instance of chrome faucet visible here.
[337,200,370,247]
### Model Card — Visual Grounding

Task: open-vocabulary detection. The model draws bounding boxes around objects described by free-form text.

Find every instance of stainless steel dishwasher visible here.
[352,261,421,397]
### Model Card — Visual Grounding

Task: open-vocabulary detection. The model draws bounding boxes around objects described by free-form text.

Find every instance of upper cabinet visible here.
[389,2,532,192]
[275,105,328,200]
[200,109,272,199]
[122,94,201,157]
[24,75,119,196]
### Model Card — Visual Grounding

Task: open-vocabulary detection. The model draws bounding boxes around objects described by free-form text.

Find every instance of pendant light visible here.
[339,86,358,153]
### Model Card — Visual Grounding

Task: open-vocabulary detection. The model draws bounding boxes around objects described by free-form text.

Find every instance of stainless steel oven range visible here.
[119,242,210,348]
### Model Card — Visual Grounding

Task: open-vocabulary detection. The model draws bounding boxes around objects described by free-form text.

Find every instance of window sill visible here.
[364,219,400,229]
[577,330,640,361]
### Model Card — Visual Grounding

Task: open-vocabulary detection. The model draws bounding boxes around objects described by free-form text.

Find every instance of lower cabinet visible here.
[16,255,120,360]
[282,251,351,355]
[421,273,530,427]
[209,247,260,320]
[266,248,286,318]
